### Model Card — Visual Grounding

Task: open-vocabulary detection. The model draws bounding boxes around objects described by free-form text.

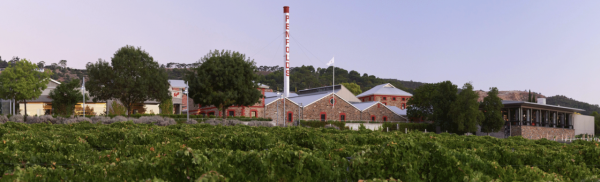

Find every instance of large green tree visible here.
[407,81,458,132]
[406,83,437,121]
[86,46,170,117]
[480,87,505,135]
[432,81,458,131]
[0,59,52,119]
[185,50,262,119]
[340,82,362,95]
[49,79,89,116]
[448,83,484,134]
[592,111,600,135]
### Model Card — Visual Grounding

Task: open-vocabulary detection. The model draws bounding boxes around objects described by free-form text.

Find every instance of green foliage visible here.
[448,83,483,134]
[257,65,420,93]
[108,100,127,115]
[340,82,362,95]
[49,79,88,116]
[86,46,170,116]
[408,81,458,130]
[185,50,262,119]
[0,59,52,118]
[0,123,599,181]
[159,98,174,114]
[592,111,600,135]
[480,87,505,134]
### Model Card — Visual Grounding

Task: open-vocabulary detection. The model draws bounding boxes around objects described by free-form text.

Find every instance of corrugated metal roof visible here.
[356,83,412,97]
[501,100,585,112]
[352,101,378,111]
[286,92,332,107]
[387,105,407,115]
[264,92,298,98]
[168,80,188,88]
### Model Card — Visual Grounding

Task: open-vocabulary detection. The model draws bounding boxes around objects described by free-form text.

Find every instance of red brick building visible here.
[185,83,409,123]
[356,83,412,110]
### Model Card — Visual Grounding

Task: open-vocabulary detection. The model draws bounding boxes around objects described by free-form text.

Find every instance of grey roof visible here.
[264,92,298,98]
[168,80,188,88]
[387,106,407,115]
[264,97,280,106]
[356,83,412,97]
[286,92,332,107]
[351,101,379,110]
[501,100,585,112]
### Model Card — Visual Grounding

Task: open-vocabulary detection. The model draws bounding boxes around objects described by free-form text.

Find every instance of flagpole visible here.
[332,59,334,109]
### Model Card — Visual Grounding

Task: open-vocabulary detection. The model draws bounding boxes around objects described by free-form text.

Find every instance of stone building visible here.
[264,84,408,123]
[356,83,412,109]
[476,98,594,139]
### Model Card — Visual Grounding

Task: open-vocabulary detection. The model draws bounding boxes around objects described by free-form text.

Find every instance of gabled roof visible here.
[264,92,298,98]
[351,101,379,110]
[387,106,407,115]
[168,80,188,88]
[356,83,412,97]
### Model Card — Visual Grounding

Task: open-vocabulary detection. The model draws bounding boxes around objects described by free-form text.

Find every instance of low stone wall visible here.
[511,125,574,140]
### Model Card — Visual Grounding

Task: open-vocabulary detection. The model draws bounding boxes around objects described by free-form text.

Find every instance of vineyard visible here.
[0,120,599,181]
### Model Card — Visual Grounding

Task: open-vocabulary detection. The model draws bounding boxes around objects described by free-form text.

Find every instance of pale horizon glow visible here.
[1,1,599,105]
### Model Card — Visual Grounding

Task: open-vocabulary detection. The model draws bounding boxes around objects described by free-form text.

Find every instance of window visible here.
[382,102,387,105]
[383,116,388,122]
[228,111,235,116]
[208,112,215,116]
[251,111,257,118]
[329,97,336,105]
[340,113,346,121]
[402,98,405,101]
[287,112,293,122]
[383,97,387,100]
[393,97,396,101]
[320,112,327,121]
[401,103,406,109]
[371,115,376,121]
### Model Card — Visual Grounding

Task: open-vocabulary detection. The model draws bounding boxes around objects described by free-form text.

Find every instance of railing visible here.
[510,120,572,129]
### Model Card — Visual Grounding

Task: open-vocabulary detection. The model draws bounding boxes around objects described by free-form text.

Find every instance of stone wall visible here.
[265,99,301,123]
[362,104,406,122]
[301,94,361,121]
[511,125,575,140]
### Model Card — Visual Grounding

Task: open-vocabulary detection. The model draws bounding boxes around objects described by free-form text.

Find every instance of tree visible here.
[108,100,127,115]
[51,63,58,69]
[0,56,7,68]
[432,81,458,130]
[59,60,67,69]
[479,87,505,135]
[407,83,438,121]
[86,46,171,117]
[340,82,362,95]
[448,83,484,133]
[37,61,45,69]
[49,79,89,116]
[0,59,52,120]
[592,111,600,135]
[185,50,262,119]
[159,98,174,114]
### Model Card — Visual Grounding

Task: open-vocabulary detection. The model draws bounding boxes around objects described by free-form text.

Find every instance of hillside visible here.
[547,95,600,115]
[475,90,546,102]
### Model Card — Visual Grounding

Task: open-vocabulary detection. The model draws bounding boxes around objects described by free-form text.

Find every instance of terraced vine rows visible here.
[0,121,599,181]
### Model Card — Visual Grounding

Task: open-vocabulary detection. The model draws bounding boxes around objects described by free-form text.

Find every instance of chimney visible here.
[537,98,546,105]
[283,6,290,97]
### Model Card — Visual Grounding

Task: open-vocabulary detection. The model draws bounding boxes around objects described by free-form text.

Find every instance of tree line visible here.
[256,65,425,94]
[407,81,505,135]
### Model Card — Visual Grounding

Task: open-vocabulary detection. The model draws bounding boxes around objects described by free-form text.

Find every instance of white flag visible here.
[326,57,334,66]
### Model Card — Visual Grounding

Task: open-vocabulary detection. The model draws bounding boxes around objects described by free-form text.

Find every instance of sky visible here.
[1,1,599,105]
